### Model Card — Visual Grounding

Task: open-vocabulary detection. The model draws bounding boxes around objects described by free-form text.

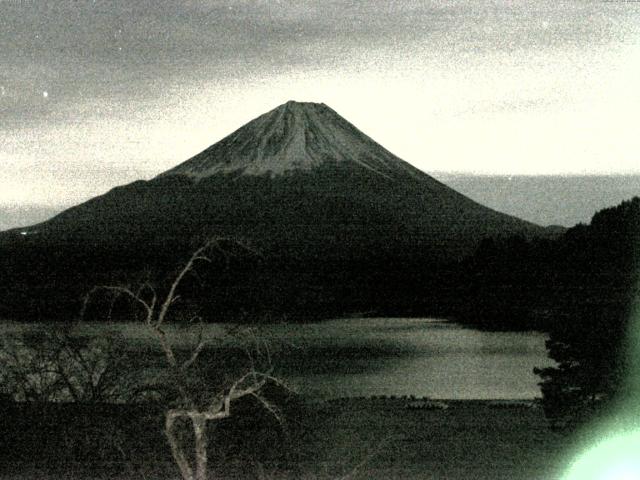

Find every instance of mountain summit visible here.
[161,101,422,180]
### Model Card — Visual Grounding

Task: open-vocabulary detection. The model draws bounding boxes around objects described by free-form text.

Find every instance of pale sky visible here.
[2,0,640,206]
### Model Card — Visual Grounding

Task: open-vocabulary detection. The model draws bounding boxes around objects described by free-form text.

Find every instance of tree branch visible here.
[182,319,205,370]
[156,239,219,329]
[84,285,155,324]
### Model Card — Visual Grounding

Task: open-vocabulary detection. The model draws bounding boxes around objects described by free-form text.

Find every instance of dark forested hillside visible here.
[457,197,640,428]
[537,198,639,429]
[458,197,639,329]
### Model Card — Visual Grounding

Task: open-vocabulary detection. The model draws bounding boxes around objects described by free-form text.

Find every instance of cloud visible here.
[2,0,640,205]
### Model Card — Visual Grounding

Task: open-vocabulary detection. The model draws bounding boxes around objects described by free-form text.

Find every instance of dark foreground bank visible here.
[1,398,568,480]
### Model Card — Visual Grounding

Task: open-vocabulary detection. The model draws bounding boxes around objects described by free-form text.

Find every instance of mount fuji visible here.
[2,101,554,320]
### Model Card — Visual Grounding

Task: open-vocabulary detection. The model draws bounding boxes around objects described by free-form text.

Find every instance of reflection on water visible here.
[263,318,554,400]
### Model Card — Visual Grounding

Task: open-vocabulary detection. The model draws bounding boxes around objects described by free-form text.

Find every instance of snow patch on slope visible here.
[160,101,423,181]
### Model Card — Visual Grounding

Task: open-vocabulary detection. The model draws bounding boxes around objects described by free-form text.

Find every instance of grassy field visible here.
[1,398,570,480]
[290,398,568,480]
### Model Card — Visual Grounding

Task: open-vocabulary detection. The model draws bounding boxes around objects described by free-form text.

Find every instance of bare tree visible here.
[84,238,287,480]
[0,327,130,403]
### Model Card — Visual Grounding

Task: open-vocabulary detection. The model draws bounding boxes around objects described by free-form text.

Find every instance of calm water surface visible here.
[262,318,554,400]
[1,318,554,400]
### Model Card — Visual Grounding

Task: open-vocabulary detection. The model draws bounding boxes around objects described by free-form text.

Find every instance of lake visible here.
[256,318,554,400]
[1,317,554,400]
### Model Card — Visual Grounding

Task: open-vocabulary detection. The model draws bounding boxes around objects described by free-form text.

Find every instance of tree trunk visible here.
[166,412,195,480]
[193,414,209,480]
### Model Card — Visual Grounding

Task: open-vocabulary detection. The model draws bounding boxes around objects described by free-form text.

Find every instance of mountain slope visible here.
[15,101,546,254]
[0,101,555,321]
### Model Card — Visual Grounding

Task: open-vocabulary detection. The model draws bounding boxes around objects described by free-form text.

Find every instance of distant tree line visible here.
[0,228,455,323]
